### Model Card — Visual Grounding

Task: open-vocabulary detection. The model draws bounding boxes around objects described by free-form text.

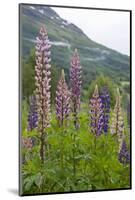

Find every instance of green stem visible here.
[40,132,46,163]
[73,119,78,178]
[94,136,97,153]
[73,131,76,177]
[73,101,79,179]
[60,128,64,170]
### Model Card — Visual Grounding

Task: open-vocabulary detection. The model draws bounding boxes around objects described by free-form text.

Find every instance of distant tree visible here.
[22,49,35,99]
[51,64,60,105]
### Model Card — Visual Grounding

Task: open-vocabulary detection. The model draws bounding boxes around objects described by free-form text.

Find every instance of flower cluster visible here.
[118,139,130,164]
[100,87,110,134]
[70,49,82,129]
[89,85,103,136]
[35,26,51,132]
[22,137,33,150]
[27,96,38,131]
[55,69,70,127]
[111,88,124,143]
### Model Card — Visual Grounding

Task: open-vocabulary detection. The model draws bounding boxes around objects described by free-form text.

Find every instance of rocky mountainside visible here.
[20,4,130,86]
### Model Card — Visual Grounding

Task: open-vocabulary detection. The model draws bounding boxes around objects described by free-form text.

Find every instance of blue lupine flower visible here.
[100,87,110,134]
[27,96,38,131]
[118,140,130,164]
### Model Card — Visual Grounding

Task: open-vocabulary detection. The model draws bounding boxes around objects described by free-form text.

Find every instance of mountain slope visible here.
[20,5,130,87]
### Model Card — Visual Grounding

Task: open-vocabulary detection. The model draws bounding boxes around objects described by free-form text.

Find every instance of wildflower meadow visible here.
[20,25,131,195]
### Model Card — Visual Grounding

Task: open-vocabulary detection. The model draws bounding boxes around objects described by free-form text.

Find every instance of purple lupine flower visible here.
[55,69,70,127]
[35,26,51,161]
[70,49,82,129]
[89,85,103,136]
[100,87,110,134]
[111,88,124,143]
[27,96,38,131]
[118,139,130,164]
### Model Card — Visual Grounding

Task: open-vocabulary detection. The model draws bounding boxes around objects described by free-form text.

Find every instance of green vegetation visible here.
[20,5,131,195]
[21,102,130,194]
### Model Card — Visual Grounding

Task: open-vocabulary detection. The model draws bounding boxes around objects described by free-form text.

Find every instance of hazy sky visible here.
[52,7,130,55]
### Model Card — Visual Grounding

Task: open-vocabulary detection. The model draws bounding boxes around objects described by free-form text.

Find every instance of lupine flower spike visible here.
[118,139,130,164]
[111,88,124,143]
[35,26,51,162]
[70,49,82,129]
[27,96,38,131]
[55,69,70,127]
[89,84,103,136]
[100,87,110,134]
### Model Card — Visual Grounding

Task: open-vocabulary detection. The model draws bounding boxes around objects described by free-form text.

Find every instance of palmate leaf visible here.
[24,178,33,192]
[34,173,43,189]
[23,173,43,191]
[22,129,39,139]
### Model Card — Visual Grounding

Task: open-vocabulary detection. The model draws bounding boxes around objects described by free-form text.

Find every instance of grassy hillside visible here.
[20,4,130,90]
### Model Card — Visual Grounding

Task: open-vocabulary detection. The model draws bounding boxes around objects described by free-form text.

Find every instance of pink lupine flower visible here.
[111,88,124,144]
[35,26,51,162]
[22,137,33,150]
[89,85,103,136]
[55,69,70,127]
[70,49,82,129]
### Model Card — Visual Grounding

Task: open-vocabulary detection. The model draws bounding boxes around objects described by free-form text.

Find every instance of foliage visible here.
[22,49,35,99]
[21,104,130,194]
